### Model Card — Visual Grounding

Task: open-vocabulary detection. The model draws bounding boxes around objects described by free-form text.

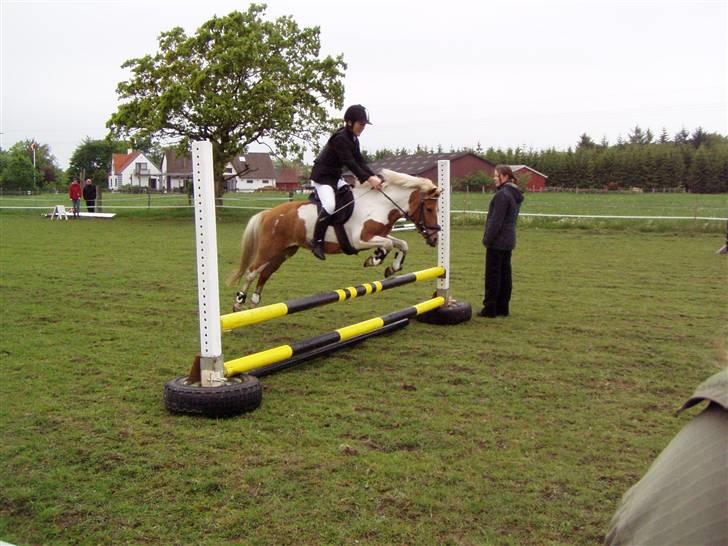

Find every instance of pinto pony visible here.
[227,169,442,310]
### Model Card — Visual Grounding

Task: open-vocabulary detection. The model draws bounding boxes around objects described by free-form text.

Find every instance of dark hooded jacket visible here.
[483,182,524,250]
[310,126,375,187]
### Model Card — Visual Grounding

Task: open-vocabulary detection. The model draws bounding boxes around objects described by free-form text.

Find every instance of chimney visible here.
[127,148,133,155]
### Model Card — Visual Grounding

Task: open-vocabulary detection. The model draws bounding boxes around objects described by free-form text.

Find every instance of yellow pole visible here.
[224,297,445,377]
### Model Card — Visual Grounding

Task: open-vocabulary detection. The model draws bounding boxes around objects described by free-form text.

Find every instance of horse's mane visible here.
[379,169,437,192]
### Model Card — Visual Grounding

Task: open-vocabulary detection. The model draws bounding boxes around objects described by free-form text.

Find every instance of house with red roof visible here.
[108,150,162,191]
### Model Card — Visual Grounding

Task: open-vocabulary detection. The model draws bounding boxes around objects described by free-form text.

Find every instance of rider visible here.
[309,104,383,260]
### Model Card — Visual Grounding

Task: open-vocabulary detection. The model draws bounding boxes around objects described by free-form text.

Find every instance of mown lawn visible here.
[2,188,726,219]
[0,209,726,545]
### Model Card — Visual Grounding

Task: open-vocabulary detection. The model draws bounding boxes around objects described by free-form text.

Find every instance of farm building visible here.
[275,166,301,192]
[225,153,276,192]
[344,152,548,191]
[109,150,162,191]
[345,152,496,185]
[160,150,193,192]
[510,165,548,192]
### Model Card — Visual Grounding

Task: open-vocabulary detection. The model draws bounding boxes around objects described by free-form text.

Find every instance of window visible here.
[263,180,269,184]
[246,180,254,184]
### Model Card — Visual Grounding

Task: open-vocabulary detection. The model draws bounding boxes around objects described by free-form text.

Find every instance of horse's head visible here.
[410,186,442,247]
[378,169,442,246]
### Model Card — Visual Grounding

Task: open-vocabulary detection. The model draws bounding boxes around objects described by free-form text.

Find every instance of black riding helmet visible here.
[344,104,372,125]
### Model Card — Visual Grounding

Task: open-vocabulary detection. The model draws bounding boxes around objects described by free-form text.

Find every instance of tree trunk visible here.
[213,147,226,207]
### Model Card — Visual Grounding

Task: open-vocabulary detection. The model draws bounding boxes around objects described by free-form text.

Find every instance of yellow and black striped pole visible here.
[220,266,445,332]
[224,297,444,377]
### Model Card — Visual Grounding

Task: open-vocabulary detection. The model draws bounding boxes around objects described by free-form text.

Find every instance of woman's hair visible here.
[495,165,517,183]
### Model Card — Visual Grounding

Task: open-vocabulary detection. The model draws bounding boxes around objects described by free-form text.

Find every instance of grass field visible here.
[0,205,726,544]
[2,189,726,218]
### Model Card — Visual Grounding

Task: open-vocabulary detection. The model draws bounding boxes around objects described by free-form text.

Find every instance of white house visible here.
[160,150,193,192]
[225,153,276,192]
[109,150,162,191]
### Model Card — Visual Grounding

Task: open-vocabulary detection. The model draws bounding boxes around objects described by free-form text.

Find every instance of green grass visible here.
[0,209,726,545]
[3,188,726,216]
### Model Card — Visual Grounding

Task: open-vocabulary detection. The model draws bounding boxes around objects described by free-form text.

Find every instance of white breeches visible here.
[312,180,349,215]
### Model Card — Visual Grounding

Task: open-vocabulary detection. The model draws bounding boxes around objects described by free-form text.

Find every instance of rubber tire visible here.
[164,375,262,417]
[415,299,472,325]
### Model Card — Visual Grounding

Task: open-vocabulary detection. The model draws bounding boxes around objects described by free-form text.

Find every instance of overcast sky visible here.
[1,0,726,169]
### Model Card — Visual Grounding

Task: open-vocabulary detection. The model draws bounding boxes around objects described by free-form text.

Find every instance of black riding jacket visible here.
[483,182,524,251]
[310,126,375,187]
[82,184,97,201]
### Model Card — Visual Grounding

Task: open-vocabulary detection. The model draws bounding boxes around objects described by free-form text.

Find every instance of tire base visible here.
[416,299,472,325]
[164,374,262,417]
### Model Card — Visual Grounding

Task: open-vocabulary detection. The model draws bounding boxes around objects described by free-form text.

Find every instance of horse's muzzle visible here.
[425,230,439,247]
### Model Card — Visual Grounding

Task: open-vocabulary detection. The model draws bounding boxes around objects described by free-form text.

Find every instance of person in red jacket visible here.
[68,178,82,218]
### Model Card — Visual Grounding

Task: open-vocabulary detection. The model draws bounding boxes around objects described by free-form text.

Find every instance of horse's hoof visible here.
[384,266,397,277]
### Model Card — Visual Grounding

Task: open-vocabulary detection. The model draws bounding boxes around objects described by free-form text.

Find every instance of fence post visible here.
[191,141,225,387]
[436,160,451,301]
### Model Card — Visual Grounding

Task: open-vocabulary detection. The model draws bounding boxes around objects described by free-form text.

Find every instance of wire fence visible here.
[1,193,725,222]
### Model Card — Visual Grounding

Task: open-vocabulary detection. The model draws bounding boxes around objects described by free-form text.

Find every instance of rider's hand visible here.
[368,175,382,190]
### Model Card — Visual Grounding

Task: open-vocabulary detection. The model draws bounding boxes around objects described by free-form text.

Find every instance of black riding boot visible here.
[311,211,331,260]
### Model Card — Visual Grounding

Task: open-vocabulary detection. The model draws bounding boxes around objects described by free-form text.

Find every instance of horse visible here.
[227,169,442,310]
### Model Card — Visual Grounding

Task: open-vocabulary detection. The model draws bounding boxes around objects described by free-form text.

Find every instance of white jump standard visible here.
[164,141,470,417]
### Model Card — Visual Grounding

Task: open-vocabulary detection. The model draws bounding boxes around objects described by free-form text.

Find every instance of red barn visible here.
[275,167,301,192]
[510,165,548,192]
[344,152,496,184]
[343,152,548,192]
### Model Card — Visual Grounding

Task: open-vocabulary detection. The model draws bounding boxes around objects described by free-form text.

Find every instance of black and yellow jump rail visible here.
[220,266,445,332]
[224,296,444,377]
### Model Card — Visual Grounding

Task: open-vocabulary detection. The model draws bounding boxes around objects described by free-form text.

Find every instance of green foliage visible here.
[688,145,727,193]
[453,171,493,192]
[0,140,63,191]
[107,4,346,198]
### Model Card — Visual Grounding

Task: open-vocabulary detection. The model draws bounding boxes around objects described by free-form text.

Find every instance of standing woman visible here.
[83,178,97,213]
[308,104,382,260]
[68,178,82,218]
[480,165,524,317]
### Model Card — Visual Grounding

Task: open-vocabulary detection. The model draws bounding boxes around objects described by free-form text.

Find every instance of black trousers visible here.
[85,200,95,213]
[483,248,512,316]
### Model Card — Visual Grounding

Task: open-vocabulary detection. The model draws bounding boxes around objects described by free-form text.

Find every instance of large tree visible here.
[107,4,346,198]
[0,140,63,191]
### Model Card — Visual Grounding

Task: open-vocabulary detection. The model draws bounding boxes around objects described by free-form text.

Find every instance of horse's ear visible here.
[429,187,443,198]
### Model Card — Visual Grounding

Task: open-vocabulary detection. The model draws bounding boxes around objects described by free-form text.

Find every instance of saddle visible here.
[308,185,358,255]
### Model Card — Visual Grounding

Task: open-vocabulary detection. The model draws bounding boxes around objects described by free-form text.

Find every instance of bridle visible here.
[378,188,441,239]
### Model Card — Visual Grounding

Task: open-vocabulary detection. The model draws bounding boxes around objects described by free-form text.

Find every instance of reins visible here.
[326,183,441,238]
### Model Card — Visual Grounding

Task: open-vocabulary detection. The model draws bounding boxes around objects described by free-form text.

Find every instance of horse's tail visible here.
[226,211,263,287]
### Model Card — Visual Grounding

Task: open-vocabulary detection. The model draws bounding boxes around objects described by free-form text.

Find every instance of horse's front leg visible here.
[360,236,394,268]
[383,235,409,277]
[363,246,390,268]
